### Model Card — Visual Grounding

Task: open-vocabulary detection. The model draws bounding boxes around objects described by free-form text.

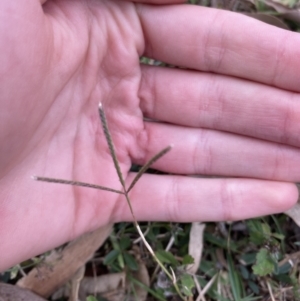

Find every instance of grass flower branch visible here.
[33,103,186,300]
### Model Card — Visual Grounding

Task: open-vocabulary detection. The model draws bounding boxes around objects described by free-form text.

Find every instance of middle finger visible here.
[139,65,300,147]
[133,121,300,182]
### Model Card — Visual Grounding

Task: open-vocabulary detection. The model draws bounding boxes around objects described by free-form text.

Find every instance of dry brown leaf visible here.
[69,266,85,301]
[215,248,228,269]
[79,248,149,301]
[78,272,126,300]
[262,0,300,23]
[245,0,300,23]
[125,253,150,301]
[187,222,205,274]
[0,283,47,301]
[285,201,300,227]
[281,10,300,23]
[17,224,113,298]
[51,272,126,300]
[278,250,300,268]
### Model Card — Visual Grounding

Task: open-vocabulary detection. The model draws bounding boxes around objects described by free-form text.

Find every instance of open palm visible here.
[1,0,300,270]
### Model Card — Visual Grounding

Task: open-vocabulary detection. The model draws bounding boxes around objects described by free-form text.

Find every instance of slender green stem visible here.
[126,192,185,300]
[98,104,184,298]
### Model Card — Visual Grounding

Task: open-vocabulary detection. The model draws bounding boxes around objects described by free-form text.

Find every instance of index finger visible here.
[138,4,300,92]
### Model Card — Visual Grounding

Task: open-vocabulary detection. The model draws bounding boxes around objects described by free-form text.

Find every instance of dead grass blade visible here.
[187,222,205,274]
[195,273,218,301]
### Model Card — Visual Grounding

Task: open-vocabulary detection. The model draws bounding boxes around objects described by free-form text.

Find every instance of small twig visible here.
[197,273,218,300]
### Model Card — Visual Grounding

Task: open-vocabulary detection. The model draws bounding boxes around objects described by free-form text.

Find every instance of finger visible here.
[113,174,298,222]
[132,122,300,181]
[138,5,300,92]
[139,65,300,147]
[126,0,185,4]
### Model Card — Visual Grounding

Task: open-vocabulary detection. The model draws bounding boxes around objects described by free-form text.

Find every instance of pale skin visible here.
[0,0,300,271]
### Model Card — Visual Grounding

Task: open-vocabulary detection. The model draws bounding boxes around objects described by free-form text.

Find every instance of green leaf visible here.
[87,296,108,301]
[240,253,257,266]
[277,261,292,274]
[252,248,275,276]
[128,274,167,301]
[247,219,266,245]
[204,233,237,251]
[214,293,232,301]
[199,260,217,277]
[180,274,195,296]
[182,254,194,265]
[103,249,120,266]
[239,265,249,280]
[227,253,244,300]
[261,223,271,236]
[86,296,98,301]
[241,295,261,301]
[248,280,260,295]
[9,265,19,280]
[119,236,131,251]
[155,250,179,266]
[272,233,285,241]
[123,252,139,271]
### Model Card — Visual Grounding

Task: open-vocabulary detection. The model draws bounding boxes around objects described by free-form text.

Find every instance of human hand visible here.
[1,0,299,271]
